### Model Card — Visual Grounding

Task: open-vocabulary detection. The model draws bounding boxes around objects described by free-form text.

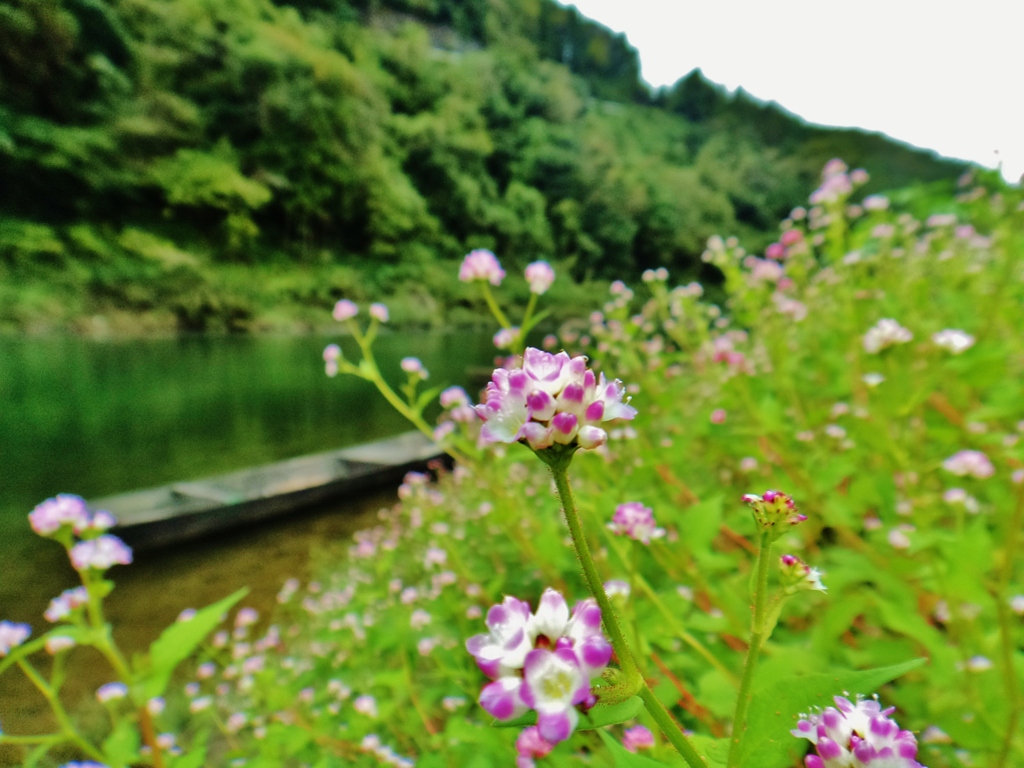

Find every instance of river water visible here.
[0,331,494,740]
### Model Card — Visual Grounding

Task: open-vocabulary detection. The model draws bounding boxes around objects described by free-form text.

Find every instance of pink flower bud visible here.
[332,299,358,321]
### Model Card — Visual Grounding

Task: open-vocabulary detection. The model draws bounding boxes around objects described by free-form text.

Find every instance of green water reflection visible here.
[0,330,493,622]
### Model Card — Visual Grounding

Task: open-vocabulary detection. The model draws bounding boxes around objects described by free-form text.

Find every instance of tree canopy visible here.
[0,0,968,331]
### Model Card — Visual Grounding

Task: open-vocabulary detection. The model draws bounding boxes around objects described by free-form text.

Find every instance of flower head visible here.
[69,535,133,572]
[475,348,637,454]
[932,329,975,354]
[45,587,89,622]
[400,357,428,379]
[525,261,556,295]
[623,725,656,752]
[779,554,827,594]
[466,588,612,745]
[0,621,31,656]
[96,682,129,703]
[369,303,389,323]
[29,494,91,536]
[493,327,521,350]
[863,319,913,354]
[332,300,358,322]
[942,450,994,479]
[515,726,555,768]
[608,502,665,545]
[792,694,923,768]
[460,249,505,286]
[743,490,805,536]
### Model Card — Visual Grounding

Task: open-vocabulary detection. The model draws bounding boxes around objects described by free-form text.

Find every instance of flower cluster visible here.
[863,319,913,354]
[459,249,506,286]
[622,725,656,752]
[29,495,132,573]
[70,535,133,571]
[465,588,612,744]
[607,502,665,545]
[942,449,995,479]
[525,261,556,295]
[475,348,637,452]
[515,726,555,768]
[932,329,974,354]
[779,555,827,594]
[29,494,112,537]
[0,620,32,656]
[45,586,89,622]
[742,490,805,536]
[791,695,923,767]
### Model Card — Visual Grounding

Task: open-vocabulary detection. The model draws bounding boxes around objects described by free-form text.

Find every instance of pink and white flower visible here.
[475,348,637,452]
[400,357,428,379]
[942,450,995,479]
[791,694,923,768]
[440,386,469,409]
[623,725,656,752]
[515,726,555,768]
[369,303,389,323]
[29,494,91,536]
[459,249,506,286]
[45,586,89,622]
[0,621,31,656]
[932,329,975,354]
[608,502,665,545]
[96,682,128,703]
[525,261,556,295]
[332,300,358,321]
[743,490,805,534]
[69,535,133,571]
[466,589,612,744]
[493,327,521,350]
[779,554,827,594]
[863,319,913,354]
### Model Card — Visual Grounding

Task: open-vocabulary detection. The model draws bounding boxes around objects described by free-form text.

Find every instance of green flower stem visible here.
[351,337,473,467]
[548,460,707,768]
[994,485,1024,768]
[515,293,539,355]
[602,531,735,684]
[726,531,773,768]
[0,734,60,745]
[480,282,513,330]
[82,571,166,768]
[17,659,106,762]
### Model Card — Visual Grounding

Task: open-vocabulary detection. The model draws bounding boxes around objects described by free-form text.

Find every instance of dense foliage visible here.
[2,164,1021,768]
[0,0,967,332]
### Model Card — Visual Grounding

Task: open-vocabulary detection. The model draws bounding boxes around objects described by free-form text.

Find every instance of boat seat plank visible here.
[171,482,244,505]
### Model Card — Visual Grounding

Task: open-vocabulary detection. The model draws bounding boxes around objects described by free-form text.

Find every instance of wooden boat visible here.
[89,431,443,550]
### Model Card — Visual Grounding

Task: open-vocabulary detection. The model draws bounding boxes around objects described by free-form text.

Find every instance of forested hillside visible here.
[0,0,968,332]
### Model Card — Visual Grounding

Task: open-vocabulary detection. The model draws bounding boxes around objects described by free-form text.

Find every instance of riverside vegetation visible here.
[1,161,1022,768]
[0,0,968,333]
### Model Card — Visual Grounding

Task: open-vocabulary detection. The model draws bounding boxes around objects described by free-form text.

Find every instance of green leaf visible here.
[521,308,552,337]
[736,658,927,768]
[168,734,209,768]
[102,717,141,768]
[0,636,48,677]
[686,735,729,768]
[415,386,443,414]
[490,710,537,729]
[579,696,644,729]
[597,729,675,767]
[492,697,643,731]
[138,588,247,699]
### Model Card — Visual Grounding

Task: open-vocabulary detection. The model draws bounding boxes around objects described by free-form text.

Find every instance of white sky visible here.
[561,0,1024,182]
